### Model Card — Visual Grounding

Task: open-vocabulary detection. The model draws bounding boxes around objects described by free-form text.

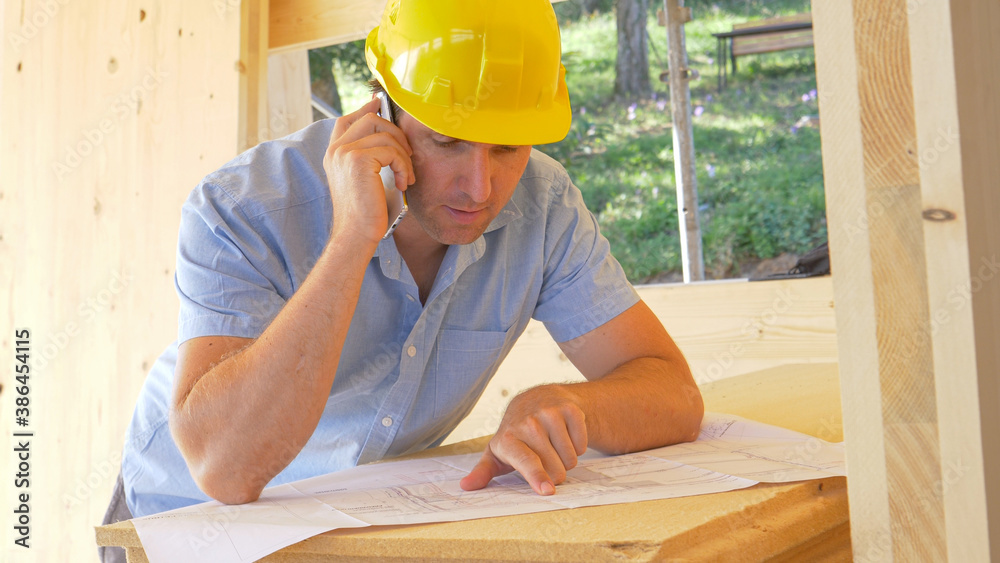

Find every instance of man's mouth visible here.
[444,206,486,225]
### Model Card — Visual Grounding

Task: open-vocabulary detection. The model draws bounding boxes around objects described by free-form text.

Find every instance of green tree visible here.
[308,40,368,115]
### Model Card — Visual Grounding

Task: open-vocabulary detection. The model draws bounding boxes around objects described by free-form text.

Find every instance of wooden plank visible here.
[858,0,945,558]
[267,50,314,137]
[812,3,893,560]
[816,0,999,559]
[855,6,945,560]
[908,0,1000,560]
[0,0,243,559]
[445,278,837,444]
[732,33,814,57]
[947,1,1000,556]
[664,0,705,282]
[733,13,812,31]
[240,0,270,150]
[268,0,569,54]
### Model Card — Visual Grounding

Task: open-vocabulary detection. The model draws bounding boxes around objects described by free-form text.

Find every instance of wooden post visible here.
[267,51,314,136]
[814,0,1000,559]
[909,0,1000,559]
[240,0,269,151]
[662,0,704,282]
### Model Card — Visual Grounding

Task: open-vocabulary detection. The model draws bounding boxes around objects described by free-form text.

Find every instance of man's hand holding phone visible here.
[376,93,409,239]
[322,95,414,247]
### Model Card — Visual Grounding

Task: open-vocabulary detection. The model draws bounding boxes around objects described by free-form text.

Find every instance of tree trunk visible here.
[614,0,652,102]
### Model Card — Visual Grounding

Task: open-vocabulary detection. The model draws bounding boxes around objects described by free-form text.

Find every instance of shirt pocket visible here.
[433,328,510,419]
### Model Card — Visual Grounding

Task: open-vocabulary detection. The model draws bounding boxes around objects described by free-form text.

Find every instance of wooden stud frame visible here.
[239,0,270,151]
[813,0,999,559]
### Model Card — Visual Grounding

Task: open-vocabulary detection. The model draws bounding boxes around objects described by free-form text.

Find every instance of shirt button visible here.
[406,294,415,302]
[407,345,417,357]
[381,416,393,427]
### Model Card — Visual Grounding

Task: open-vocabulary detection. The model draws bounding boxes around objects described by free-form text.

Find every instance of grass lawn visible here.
[325,0,826,283]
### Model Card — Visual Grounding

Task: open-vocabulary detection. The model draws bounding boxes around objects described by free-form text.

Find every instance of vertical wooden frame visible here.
[267,50,314,136]
[814,0,1000,559]
[910,0,1000,559]
[240,0,270,151]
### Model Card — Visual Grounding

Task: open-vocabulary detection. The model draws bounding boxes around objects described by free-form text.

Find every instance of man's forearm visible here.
[170,233,379,503]
[564,356,703,454]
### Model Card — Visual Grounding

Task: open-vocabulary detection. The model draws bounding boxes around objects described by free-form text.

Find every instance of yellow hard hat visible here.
[365,0,571,146]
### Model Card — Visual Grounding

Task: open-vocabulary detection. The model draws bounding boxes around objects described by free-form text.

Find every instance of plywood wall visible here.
[0,0,242,560]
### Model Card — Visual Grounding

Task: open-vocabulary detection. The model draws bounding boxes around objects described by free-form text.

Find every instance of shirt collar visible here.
[484,195,523,234]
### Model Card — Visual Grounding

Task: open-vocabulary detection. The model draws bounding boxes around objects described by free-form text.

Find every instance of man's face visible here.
[395,112,532,246]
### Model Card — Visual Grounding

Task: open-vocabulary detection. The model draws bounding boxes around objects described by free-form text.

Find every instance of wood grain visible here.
[267,50,313,136]
[0,0,243,558]
[240,0,269,150]
[268,0,570,54]
[816,0,999,558]
[909,0,1000,559]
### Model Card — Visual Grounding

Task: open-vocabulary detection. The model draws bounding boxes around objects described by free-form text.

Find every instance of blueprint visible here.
[646,411,847,482]
[130,413,845,563]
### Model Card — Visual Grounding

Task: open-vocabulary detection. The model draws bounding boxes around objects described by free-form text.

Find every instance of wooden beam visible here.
[240,0,270,151]
[663,0,705,282]
[814,0,1000,559]
[909,0,1000,559]
[268,0,569,54]
[267,51,314,136]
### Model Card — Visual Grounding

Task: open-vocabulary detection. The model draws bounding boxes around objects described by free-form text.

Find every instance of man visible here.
[111,0,702,532]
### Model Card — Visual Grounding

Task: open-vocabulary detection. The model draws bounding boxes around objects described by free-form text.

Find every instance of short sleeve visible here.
[174,183,288,343]
[532,177,639,342]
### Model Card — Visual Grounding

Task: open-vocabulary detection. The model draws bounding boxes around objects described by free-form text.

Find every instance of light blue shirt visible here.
[121,119,639,517]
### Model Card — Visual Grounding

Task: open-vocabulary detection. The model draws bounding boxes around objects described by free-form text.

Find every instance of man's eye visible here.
[433,139,458,148]
[497,146,520,153]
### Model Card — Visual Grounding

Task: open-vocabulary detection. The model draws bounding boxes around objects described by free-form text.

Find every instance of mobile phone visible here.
[377,92,408,240]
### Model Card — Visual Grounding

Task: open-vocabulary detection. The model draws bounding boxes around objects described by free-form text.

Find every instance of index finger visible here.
[496,439,556,496]
[331,99,413,156]
[331,98,381,136]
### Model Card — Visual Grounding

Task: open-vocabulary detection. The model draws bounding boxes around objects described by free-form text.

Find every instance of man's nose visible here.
[462,147,493,203]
